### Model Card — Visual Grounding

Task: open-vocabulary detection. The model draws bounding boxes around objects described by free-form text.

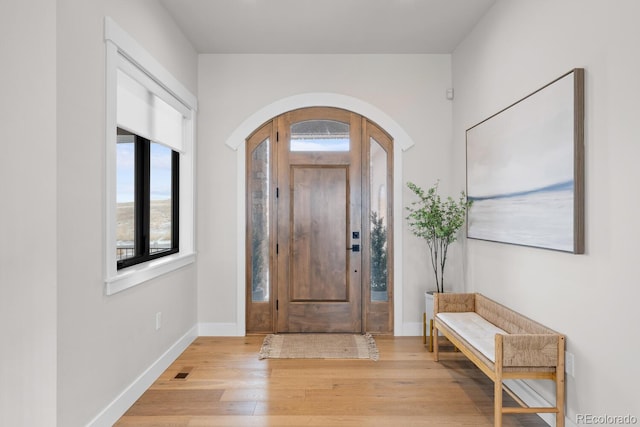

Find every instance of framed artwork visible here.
[466,68,584,253]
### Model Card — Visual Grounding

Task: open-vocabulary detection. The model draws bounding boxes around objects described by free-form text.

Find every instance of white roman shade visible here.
[116,54,190,152]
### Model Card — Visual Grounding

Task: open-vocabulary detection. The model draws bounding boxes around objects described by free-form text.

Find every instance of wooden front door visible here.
[276,108,362,332]
[245,107,394,335]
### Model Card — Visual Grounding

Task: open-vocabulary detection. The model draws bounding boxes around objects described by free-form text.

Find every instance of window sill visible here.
[105,252,196,295]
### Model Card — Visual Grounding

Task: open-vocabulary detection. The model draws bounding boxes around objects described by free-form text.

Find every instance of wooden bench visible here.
[433,293,565,427]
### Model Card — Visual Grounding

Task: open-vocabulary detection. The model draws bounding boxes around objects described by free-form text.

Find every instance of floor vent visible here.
[174,372,189,379]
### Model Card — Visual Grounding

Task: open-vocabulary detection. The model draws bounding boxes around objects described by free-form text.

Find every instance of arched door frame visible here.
[226,93,415,336]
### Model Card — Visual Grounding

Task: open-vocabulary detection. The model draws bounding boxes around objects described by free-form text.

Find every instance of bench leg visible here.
[433,323,439,361]
[556,337,566,427]
[494,378,503,427]
[556,381,565,427]
[555,371,565,427]
[495,336,503,427]
[429,319,434,352]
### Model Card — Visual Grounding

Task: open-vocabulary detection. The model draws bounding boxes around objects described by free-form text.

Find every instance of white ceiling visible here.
[160,0,496,54]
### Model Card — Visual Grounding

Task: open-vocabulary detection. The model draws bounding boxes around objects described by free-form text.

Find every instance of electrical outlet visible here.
[565,351,575,377]
[155,312,162,331]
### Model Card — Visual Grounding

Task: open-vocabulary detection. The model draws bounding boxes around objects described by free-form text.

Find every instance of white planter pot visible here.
[425,291,436,325]
[425,290,449,323]
[424,291,443,351]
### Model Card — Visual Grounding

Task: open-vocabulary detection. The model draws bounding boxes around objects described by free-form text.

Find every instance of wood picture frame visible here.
[466,68,584,253]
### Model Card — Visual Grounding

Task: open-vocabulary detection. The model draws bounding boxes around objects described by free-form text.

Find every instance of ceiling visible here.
[160,0,496,54]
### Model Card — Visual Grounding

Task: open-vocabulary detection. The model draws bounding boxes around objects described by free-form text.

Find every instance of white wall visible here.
[15,1,637,423]
[56,1,198,425]
[0,1,57,426]
[197,54,457,335]
[453,0,640,422]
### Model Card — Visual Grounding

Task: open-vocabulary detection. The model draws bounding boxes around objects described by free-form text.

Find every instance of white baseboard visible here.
[198,322,243,336]
[86,325,198,427]
[196,322,425,337]
[397,321,423,336]
[197,322,426,337]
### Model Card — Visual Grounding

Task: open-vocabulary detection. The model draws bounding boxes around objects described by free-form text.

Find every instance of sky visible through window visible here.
[290,120,350,152]
[290,137,350,152]
[117,141,172,203]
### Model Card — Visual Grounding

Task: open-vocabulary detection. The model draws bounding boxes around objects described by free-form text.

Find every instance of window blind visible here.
[116,55,189,152]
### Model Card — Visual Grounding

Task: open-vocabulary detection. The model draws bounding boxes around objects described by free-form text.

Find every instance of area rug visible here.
[258,333,379,361]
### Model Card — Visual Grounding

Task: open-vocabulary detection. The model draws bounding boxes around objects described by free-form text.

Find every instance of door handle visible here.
[347,244,360,252]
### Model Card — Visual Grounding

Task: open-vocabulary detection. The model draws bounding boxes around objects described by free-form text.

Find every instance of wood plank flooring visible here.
[116,336,548,426]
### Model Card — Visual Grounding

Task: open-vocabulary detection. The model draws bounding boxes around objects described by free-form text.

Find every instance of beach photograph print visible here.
[466,69,584,253]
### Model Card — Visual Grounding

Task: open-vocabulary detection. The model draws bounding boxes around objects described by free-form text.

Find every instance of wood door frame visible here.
[361,119,394,334]
[245,121,277,333]
[245,107,394,334]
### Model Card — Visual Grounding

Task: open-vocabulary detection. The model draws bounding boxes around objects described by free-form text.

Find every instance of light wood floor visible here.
[116,335,548,426]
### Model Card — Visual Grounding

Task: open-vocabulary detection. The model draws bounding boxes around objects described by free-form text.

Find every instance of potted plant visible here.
[406,180,471,294]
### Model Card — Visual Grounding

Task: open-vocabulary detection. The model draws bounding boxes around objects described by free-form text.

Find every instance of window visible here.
[104,17,196,294]
[369,137,389,302]
[249,137,270,302]
[116,129,179,269]
[290,120,350,151]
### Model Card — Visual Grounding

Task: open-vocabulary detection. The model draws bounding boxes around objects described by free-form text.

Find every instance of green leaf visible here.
[405,180,472,292]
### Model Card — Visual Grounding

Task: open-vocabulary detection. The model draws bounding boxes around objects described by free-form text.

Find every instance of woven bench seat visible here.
[433,293,565,427]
